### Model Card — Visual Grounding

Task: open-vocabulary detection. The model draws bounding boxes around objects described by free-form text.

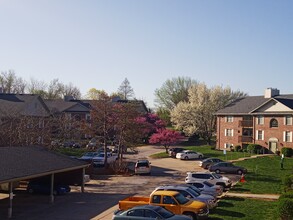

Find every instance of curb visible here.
[91,205,118,220]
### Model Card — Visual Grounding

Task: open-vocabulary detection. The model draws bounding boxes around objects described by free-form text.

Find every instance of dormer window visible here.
[270,118,278,128]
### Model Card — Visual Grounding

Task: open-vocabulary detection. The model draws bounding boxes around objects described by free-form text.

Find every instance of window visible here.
[226,116,233,122]
[151,195,161,204]
[270,118,278,128]
[127,209,144,217]
[163,196,176,204]
[256,130,264,140]
[283,131,292,142]
[225,129,233,137]
[257,116,264,125]
[145,210,158,218]
[285,116,292,125]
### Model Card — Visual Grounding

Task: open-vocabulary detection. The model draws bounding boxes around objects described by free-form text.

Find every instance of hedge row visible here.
[279,176,293,219]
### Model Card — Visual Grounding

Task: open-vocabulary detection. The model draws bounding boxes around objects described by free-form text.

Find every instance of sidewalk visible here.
[228,153,273,163]
[225,192,280,200]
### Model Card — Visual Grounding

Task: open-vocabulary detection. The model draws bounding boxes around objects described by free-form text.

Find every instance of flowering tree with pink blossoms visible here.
[149,129,185,153]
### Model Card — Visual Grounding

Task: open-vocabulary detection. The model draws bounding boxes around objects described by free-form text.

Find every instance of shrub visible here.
[234,145,241,152]
[210,146,216,150]
[276,150,281,156]
[247,144,261,153]
[282,175,293,192]
[281,148,293,157]
[278,198,293,220]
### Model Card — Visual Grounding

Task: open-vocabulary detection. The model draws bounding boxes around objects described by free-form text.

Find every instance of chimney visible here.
[264,88,280,98]
[64,95,74,101]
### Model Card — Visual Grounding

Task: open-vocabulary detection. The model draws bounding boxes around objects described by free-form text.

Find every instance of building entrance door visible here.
[269,142,277,153]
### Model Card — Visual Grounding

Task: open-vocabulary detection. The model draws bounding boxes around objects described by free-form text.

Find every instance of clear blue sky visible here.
[1,0,292,108]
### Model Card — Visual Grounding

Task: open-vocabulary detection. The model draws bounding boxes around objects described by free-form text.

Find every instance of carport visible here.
[0,146,89,218]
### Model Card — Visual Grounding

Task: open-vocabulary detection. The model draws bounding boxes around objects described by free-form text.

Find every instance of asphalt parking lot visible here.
[0,146,240,220]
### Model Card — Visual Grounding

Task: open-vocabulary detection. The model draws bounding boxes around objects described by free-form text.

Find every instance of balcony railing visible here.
[238,136,253,143]
[239,120,253,127]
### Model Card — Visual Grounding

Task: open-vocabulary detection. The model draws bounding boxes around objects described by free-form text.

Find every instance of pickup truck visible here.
[118,190,208,220]
[92,152,118,166]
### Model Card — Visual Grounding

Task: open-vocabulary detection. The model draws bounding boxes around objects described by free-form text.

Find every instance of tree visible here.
[117,78,134,100]
[0,70,27,93]
[149,129,184,153]
[85,88,107,100]
[171,83,246,144]
[154,76,197,110]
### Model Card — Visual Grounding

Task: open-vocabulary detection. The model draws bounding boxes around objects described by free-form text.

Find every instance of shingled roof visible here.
[0,146,88,184]
[0,94,50,117]
[216,94,293,115]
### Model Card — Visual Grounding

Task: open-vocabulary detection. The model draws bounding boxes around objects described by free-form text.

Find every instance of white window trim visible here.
[283,131,292,142]
[284,116,292,125]
[226,116,233,122]
[256,130,264,141]
[257,116,264,125]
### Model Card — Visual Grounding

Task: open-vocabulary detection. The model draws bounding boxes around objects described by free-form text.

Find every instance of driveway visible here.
[0,145,239,220]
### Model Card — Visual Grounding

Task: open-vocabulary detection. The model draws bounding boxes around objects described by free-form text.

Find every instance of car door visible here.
[162,195,181,214]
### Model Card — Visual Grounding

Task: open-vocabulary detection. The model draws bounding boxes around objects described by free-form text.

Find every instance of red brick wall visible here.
[217,116,242,150]
[254,115,293,150]
[217,115,293,151]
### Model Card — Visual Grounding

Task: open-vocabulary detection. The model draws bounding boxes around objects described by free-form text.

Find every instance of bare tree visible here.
[0,70,27,93]
[117,78,135,100]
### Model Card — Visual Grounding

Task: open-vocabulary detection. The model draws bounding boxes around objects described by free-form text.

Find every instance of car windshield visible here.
[186,185,201,194]
[211,173,222,179]
[155,207,174,218]
[203,181,214,187]
[186,188,200,197]
[174,193,189,204]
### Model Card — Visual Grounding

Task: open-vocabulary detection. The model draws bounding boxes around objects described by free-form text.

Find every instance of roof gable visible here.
[251,98,293,113]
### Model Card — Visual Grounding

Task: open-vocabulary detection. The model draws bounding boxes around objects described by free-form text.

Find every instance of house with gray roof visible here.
[215,88,293,153]
[0,94,51,147]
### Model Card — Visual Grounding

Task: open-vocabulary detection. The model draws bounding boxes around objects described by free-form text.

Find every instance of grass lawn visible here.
[150,145,257,160]
[54,147,89,157]
[209,197,278,220]
[232,156,293,194]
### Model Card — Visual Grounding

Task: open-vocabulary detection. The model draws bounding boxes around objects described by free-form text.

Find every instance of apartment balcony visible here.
[239,120,253,127]
[238,136,253,143]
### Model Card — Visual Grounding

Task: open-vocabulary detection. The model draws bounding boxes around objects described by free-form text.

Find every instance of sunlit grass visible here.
[209,197,278,220]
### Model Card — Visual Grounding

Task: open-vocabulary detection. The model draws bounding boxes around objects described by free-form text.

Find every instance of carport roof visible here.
[0,146,89,184]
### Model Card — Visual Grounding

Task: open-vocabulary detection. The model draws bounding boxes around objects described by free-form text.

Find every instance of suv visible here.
[151,185,217,209]
[135,159,151,175]
[168,147,184,158]
[185,171,232,189]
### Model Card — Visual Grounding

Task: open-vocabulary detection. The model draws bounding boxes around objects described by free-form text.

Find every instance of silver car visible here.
[186,181,223,197]
[112,205,191,220]
[151,185,217,209]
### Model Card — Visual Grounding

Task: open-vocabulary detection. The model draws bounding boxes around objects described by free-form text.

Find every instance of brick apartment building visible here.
[215,88,293,153]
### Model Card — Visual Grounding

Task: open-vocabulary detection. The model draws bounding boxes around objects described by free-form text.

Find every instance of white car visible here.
[176,150,203,160]
[185,171,232,189]
[134,159,151,175]
[92,152,118,166]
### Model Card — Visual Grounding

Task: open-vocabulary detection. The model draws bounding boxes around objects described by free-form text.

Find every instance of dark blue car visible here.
[27,181,70,195]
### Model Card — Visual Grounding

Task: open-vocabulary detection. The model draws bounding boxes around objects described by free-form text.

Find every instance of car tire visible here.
[237,170,243,175]
[199,155,202,159]
[215,169,220,174]
[184,156,189,160]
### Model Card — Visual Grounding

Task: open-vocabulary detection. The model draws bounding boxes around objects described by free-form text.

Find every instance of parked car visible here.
[63,140,81,148]
[27,181,71,195]
[135,159,151,175]
[168,147,184,158]
[79,152,100,162]
[199,158,224,169]
[209,162,247,175]
[112,205,192,220]
[176,150,203,160]
[176,183,218,199]
[186,181,223,197]
[185,171,232,189]
[152,185,217,209]
[92,152,118,167]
